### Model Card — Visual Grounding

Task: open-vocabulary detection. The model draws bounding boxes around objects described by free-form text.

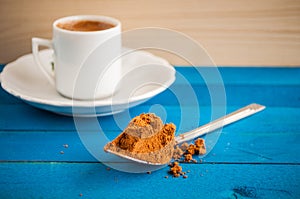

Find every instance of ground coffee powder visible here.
[104,113,176,164]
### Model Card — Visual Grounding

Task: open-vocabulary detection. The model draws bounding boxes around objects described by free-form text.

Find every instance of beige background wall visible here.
[0,0,299,66]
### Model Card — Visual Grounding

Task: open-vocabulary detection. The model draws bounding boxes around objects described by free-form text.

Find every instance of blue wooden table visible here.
[0,65,299,199]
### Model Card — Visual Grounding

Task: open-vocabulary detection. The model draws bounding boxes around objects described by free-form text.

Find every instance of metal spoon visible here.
[105,103,266,165]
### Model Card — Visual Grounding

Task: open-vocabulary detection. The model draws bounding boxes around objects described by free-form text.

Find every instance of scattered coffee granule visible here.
[106,167,111,171]
[164,176,169,179]
[147,171,151,174]
[184,138,206,156]
[104,113,176,164]
[173,138,206,162]
[166,138,206,178]
[168,162,189,178]
[169,162,182,177]
[194,138,204,147]
[184,153,193,162]
[172,138,206,159]
[187,144,196,155]
[79,193,83,197]
[194,138,206,155]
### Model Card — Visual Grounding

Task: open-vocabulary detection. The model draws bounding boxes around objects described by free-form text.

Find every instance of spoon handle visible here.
[175,103,266,144]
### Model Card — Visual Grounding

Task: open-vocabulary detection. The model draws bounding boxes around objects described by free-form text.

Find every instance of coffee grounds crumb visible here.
[187,144,196,155]
[194,138,204,147]
[79,193,83,197]
[106,167,111,171]
[169,162,182,177]
[166,138,207,179]
[173,138,206,163]
[194,138,206,155]
[147,171,151,174]
[164,176,169,179]
[184,153,193,162]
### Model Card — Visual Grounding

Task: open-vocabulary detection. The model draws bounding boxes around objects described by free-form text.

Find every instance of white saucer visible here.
[0,49,175,116]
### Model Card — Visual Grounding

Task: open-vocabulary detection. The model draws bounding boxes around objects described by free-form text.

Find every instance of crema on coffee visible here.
[57,20,115,31]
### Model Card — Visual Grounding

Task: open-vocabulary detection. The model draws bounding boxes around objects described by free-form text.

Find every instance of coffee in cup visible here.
[32,15,121,100]
[56,20,115,32]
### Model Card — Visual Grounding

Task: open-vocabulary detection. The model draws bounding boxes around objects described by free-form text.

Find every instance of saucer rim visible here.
[1,48,175,108]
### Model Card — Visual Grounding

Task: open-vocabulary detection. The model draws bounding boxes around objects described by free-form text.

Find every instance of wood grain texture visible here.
[0,0,300,66]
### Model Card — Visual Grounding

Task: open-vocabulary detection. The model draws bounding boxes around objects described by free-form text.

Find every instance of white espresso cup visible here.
[32,15,121,100]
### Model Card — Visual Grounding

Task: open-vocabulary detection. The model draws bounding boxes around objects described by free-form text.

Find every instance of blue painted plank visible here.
[0,162,299,199]
[1,127,299,163]
[146,84,300,107]
[0,104,76,131]
[0,64,4,71]
[1,104,209,131]
[0,104,298,132]
[175,67,300,86]
[1,107,299,163]
[0,131,96,162]
[0,89,21,104]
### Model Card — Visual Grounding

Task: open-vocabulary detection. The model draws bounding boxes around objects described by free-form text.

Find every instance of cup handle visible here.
[32,37,55,85]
